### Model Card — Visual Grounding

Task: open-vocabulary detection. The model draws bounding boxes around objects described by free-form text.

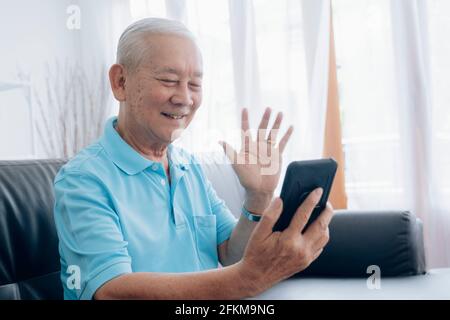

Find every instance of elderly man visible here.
[53,17,333,300]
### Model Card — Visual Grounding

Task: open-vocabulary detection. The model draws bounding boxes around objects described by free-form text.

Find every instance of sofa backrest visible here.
[0,159,66,299]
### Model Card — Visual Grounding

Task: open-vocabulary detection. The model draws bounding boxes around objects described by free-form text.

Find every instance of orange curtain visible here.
[323,8,348,209]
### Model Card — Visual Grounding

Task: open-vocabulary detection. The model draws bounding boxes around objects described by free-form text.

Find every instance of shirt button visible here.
[160,179,166,186]
[151,164,158,171]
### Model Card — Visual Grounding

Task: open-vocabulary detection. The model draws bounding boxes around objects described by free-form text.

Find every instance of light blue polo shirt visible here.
[53,116,238,300]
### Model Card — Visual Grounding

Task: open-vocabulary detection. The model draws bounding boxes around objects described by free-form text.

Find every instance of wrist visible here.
[242,206,262,222]
[244,191,273,214]
[233,260,264,297]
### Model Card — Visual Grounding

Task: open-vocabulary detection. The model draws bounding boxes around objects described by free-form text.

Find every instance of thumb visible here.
[218,141,237,164]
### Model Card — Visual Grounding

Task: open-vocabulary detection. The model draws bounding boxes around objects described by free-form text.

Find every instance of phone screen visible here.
[272,158,337,232]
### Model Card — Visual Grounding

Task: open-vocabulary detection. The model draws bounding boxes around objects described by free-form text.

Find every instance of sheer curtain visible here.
[122,0,331,193]
[333,0,450,268]
[13,0,132,158]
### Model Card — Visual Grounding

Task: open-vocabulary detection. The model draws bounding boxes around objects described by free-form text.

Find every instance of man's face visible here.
[124,34,203,144]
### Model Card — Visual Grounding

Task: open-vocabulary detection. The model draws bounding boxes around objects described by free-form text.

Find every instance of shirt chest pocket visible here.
[193,215,219,269]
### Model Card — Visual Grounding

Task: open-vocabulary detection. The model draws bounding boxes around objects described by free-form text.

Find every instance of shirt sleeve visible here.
[53,170,132,300]
[203,176,238,245]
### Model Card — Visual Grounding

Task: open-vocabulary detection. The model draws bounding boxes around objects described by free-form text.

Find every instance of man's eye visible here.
[158,79,178,84]
[189,83,202,88]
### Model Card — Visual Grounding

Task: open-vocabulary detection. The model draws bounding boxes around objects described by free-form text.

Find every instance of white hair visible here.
[116,17,196,71]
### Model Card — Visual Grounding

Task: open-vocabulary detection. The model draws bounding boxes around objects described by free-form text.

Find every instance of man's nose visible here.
[171,83,194,107]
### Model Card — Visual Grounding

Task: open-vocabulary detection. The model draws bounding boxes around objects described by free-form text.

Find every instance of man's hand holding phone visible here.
[236,189,333,296]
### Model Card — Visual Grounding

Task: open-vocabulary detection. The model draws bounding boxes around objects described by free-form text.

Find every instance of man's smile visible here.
[161,111,188,120]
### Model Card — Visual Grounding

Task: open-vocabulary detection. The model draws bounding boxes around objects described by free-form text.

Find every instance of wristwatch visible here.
[242,206,262,222]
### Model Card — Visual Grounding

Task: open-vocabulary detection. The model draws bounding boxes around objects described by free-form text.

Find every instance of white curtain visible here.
[5,0,132,158]
[122,0,331,194]
[0,0,330,166]
[74,0,132,120]
[333,0,450,268]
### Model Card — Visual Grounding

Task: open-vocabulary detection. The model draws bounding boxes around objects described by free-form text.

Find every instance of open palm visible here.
[220,108,293,195]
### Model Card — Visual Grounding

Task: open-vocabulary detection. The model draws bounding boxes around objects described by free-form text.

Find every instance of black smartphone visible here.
[272,158,338,232]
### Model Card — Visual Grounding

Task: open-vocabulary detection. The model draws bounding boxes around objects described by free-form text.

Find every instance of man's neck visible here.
[114,119,168,163]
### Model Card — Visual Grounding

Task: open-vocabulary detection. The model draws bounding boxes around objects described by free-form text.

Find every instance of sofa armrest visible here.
[298,210,427,277]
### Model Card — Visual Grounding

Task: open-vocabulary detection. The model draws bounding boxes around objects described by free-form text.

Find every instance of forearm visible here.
[221,192,273,266]
[95,262,260,300]
[221,215,258,266]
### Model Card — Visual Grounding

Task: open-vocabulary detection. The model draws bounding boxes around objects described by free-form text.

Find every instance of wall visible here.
[0,0,76,159]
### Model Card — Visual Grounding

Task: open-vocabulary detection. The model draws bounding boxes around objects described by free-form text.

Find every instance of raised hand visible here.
[219,107,293,213]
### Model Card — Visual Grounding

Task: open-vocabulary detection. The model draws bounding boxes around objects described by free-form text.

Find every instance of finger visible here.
[241,108,252,151]
[241,108,250,132]
[304,202,334,243]
[309,225,330,253]
[285,188,323,235]
[241,131,253,155]
[252,197,283,241]
[257,107,271,143]
[267,112,283,145]
[258,107,271,131]
[278,126,294,154]
[218,141,237,164]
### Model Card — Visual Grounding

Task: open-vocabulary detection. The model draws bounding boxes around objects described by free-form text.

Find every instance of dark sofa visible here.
[0,159,426,299]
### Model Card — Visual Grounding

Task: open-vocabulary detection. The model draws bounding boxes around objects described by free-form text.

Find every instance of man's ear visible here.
[109,64,127,102]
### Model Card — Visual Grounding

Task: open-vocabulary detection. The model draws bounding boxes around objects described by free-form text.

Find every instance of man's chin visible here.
[165,128,185,143]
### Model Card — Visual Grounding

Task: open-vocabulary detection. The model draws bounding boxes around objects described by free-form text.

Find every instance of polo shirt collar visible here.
[100,117,190,175]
